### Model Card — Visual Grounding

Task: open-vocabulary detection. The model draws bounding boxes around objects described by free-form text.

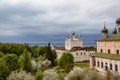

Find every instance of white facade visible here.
[65,32,83,50]
[56,49,95,62]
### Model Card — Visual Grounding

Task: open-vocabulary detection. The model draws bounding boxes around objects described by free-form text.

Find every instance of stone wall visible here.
[97,41,120,54]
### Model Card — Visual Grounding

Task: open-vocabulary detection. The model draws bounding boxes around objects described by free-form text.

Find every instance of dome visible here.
[116,17,120,24]
[101,27,108,33]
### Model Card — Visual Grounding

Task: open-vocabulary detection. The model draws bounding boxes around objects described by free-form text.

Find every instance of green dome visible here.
[101,27,108,33]
[116,17,120,24]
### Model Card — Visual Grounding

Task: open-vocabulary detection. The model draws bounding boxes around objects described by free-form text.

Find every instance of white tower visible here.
[65,31,83,50]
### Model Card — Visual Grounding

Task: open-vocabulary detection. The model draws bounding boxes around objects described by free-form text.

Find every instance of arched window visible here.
[115,64,118,71]
[97,61,99,67]
[110,64,112,70]
[100,49,103,53]
[117,50,119,54]
[108,49,110,54]
[101,62,103,68]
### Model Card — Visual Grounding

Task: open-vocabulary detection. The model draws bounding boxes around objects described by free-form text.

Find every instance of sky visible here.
[0,0,120,44]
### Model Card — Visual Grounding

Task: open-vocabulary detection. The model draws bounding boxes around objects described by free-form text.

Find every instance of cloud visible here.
[0,0,120,42]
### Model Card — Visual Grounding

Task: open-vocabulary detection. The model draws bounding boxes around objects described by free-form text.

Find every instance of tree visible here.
[19,49,31,72]
[0,52,4,58]
[0,54,19,71]
[59,52,74,72]
[34,46,48,58]
[0,61,10,80]
[45,42,57,66]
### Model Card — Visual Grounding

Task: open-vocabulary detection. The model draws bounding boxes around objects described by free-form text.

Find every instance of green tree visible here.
[34,46,48,58]
[45,43,57,66]
[19,49,31,72]
[59,52,74,72]
[0,61,10,80]
[0,54,19,71]
[0,52,4,58]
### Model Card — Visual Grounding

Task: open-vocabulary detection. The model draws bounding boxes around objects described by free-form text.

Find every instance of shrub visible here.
[64,66,84,80]
[59,52,74,72]
[7,70,34,80]
[43,69,59,80]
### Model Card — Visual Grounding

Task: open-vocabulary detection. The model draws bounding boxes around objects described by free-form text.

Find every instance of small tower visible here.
[71,30,75,40]
[101,22,108,39]
[116,17,120,33]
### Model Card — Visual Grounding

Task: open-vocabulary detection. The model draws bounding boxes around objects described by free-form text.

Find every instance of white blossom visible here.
[7,70,34,80]
[43,69,59,80]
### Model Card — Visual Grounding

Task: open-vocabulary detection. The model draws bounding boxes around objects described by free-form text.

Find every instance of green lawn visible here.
[75,62,89,68]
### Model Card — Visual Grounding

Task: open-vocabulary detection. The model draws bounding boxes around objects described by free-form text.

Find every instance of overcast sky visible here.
[0,0,120,43]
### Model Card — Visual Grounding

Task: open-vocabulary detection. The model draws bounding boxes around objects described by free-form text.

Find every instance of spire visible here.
[104,21,106,28]
[66,32,69,39]
[72,28,75,35]
[79,34,82,40]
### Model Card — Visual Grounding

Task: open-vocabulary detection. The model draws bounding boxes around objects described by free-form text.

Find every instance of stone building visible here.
[90,17,120,73]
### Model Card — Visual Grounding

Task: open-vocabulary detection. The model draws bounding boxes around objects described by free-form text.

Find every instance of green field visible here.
[75,61,89,68]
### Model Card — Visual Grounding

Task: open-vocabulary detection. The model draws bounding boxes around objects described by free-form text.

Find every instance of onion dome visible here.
[72,31,75,35]
[101,27,108,33]
[112,27,117,34]
[116,17,120,24]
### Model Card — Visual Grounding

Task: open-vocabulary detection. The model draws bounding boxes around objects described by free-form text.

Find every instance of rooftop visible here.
[98,33,120,41]
[91,53,120,61]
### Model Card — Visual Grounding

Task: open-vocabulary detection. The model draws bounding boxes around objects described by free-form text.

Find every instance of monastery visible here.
[90,17,120,73]
[55,31,95,62]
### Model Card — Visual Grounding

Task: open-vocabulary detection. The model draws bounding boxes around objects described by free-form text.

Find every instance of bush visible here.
[43,69,59,80]
[0,52,4,58]
[0,54,19,71]
[0,61,10,80]
[7,70,34,80]
[64,66,84,80]
[59,52,74,72]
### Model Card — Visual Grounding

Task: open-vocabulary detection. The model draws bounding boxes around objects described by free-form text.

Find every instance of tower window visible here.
[108,49,110,54]
[117,50,119,54]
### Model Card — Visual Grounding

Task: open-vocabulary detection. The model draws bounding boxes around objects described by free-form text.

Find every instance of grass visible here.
[75,61,89,68]
[91,53,120,60]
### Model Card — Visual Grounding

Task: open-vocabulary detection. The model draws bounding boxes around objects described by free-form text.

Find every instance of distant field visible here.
[75,61,89,68]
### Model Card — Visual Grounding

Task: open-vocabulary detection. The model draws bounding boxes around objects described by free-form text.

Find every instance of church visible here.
[65,31,83,50]
[56,31,95,62]
[90,17,120,74]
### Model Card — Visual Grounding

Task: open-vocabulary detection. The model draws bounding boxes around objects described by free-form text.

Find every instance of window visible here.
[100,49,103,53]
[117,50,119,54]
[108,49,110,54]
[115,64,118,71]
[94,61,96,66]
[81,52,82,55]
[84,52,85,55]
[101,62,103,68]
[76,53,78,56]
[110,64,112,70]
[97,61,99,67]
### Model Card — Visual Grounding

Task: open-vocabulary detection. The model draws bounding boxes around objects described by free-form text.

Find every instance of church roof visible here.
[98,33,120,41]
[91,53,120,61]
